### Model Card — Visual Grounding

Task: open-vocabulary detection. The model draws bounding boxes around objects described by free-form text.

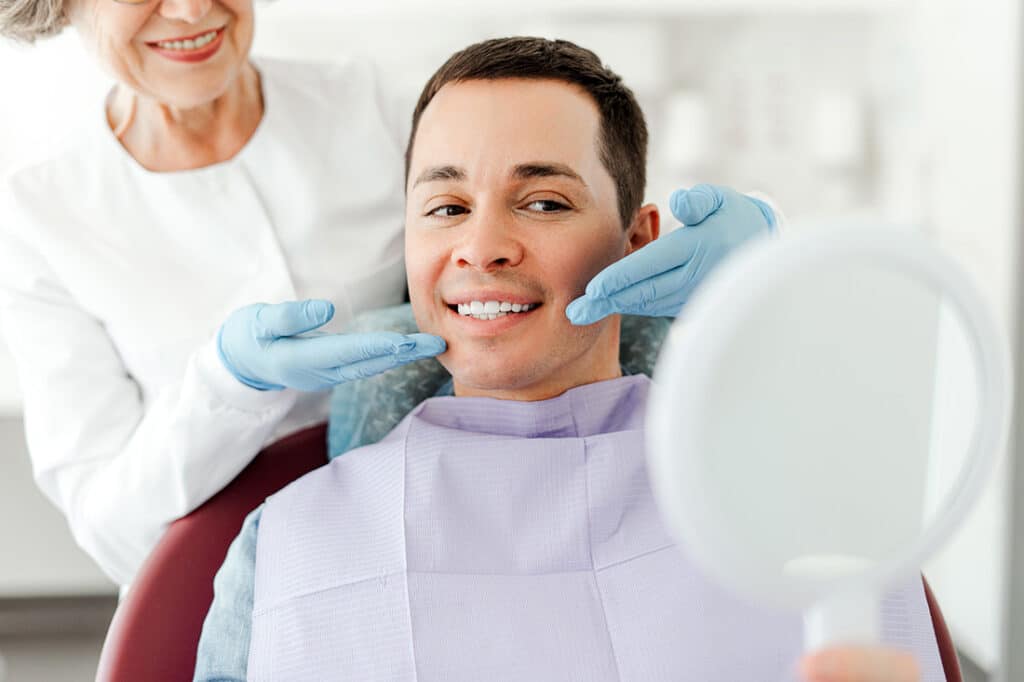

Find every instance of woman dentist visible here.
[0,0,776,588]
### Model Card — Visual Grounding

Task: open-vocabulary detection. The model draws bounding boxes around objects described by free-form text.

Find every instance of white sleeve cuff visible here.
[194,336,298,414]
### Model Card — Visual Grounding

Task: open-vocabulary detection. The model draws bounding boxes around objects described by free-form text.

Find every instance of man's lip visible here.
[145,25,225,45]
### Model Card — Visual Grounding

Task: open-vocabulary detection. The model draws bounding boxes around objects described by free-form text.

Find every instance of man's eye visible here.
[427,205,469,218]
[525,199,570,213]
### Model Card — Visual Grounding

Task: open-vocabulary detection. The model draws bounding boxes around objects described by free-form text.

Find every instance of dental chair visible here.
[94,306,964,682]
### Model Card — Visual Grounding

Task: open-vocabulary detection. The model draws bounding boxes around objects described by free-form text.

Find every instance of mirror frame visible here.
[647,227,1012,608]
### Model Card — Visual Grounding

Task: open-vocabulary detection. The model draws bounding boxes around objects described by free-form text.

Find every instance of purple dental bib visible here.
[248,375,943,681]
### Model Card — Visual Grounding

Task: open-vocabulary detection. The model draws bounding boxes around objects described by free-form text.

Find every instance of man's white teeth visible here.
[157,30,218,50]
[456,300,535,320]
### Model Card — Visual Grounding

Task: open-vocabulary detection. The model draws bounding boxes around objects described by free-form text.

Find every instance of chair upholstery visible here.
[924,577,963,681]
[94,423,328,682]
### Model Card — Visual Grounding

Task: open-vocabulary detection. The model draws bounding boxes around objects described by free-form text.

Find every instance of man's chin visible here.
[445,360,537,398]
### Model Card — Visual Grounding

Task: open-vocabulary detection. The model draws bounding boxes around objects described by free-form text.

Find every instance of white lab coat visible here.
[0,57,408,585]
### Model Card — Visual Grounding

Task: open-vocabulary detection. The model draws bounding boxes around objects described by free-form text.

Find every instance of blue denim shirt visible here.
[193,505,262,682]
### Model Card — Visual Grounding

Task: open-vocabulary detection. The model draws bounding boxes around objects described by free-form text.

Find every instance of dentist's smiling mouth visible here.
[145,26,227,62]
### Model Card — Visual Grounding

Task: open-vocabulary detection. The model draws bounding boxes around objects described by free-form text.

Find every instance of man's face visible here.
[405,78,658,400]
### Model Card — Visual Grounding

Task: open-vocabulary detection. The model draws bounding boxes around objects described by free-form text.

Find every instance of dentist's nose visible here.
[158,0,213,24]
[451,213,525,272]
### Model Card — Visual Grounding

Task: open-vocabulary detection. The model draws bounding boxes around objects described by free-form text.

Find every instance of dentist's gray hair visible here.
[0,0,67,43]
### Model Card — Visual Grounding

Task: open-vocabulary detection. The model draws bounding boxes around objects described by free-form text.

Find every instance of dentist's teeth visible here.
[499,301,512,312]
[157,30,218,51]
[483,301,500,314]
[511,303,522,312]
[470,301,484,314]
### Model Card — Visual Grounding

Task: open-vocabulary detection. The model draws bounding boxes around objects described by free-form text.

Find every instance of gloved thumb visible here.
[255,299,335,339]
[670,184,724,226]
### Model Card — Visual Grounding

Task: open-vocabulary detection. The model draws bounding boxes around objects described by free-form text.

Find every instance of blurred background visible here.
[0,0,1020,680]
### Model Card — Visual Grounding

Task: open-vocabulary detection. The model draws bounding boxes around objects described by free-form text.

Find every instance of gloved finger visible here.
[670,184,724,226]
[282,331,418,368]
[590,264,695,318]
[332,341,446,383]
[402,333,448,357]
[798,646,920,682]
[748,195,778,229]
[565,295,616,326]
[569,239,711,324]
[254,299,335,338]
[582,227,699,300]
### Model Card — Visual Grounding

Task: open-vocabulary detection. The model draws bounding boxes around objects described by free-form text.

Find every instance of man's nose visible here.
[451,212,525,272]
[158,0,213,24]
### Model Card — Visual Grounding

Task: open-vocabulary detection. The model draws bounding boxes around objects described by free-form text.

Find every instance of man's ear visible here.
[625,203,660,255]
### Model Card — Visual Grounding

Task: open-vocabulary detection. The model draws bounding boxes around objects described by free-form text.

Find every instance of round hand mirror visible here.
[646,227,1012,652]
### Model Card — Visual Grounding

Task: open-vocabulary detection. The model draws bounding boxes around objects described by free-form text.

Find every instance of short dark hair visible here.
[405,36,648,228]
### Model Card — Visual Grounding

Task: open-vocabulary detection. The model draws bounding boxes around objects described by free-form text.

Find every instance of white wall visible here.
[912,0,1021,672]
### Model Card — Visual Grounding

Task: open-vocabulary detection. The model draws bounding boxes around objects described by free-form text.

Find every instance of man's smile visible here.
[442,291,545,336]
[453,300,539,320]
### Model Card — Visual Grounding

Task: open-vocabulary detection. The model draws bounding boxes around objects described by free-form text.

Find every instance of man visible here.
[194,37,939,682]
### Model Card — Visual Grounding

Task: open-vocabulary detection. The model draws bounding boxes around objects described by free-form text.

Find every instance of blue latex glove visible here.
[565,184,776,325]
[217,300,446,391]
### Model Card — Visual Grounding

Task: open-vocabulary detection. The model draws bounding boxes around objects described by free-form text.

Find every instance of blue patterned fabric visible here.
[327,304,670,459]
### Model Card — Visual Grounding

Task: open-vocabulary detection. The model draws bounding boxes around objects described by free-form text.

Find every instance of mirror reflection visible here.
[692,262,981,584]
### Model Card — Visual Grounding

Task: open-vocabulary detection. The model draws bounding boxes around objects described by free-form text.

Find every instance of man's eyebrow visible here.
[512,163,587,187]
[411,162,586,188]
[412,165,466,188]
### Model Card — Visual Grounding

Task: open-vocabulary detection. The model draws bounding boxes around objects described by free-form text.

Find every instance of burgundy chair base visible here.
[95,423,328,682]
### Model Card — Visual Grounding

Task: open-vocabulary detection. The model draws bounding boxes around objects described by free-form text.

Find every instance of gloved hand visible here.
[217,299,446,391]
[565,184,776,325]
